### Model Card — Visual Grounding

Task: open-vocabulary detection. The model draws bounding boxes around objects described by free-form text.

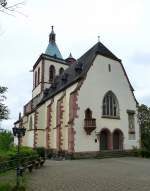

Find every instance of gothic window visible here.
[35,71,37,87]
[29,116,33,130]
[59,67,64,75]
[38,68,40,84]
[108,64,111,72]
[49,65,55,83]
[85,108,92,119]
[102,91,119,117]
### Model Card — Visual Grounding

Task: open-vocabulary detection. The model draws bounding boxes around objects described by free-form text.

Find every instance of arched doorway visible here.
[113,129,123,150]
[100,129,111,150]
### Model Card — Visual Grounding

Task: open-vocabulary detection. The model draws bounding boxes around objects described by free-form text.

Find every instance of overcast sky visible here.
[0,0,150,130]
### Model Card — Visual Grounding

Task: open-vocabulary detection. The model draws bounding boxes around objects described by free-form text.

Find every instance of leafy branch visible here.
[0,0,26,17]
[0,86,9,121]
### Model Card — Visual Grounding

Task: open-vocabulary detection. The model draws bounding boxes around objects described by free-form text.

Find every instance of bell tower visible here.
[32,26,68,98]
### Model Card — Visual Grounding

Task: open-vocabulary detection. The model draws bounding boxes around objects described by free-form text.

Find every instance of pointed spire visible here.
[19,112,21,120]
[69,52,73,58]
[98,36,100,42]
[49,26,56,43]
[45,26,63,59]
[65,52,76,64]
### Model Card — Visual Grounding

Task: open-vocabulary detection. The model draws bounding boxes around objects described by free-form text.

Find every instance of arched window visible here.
[85,108,92,119]
[59,67,64,75]
[29,116,33,130]
[49,65,55,83]
[102,91,119,117]
[35,71,37,87]
[38,68,40,84]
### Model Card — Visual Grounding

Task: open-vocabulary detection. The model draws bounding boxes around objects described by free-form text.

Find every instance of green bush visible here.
[11,185,26,191]
[132,146,150,158]
[131,146,141,157]
[35,147,45,158]
[5,146,38,158]
[0,151,10,162]
[0,146,39,172]
[0,131,13,151]
[0,183,12,191]
[0,184,26,191]
[140,148,150,158]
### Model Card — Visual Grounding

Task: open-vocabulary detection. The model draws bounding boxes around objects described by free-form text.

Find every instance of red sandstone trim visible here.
[46,104,52,149]
[33,111,39,148]
[56,99,63,151]
[68,80,84,154]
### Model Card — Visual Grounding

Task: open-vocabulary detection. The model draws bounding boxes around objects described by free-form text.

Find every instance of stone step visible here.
[95,150,132,159]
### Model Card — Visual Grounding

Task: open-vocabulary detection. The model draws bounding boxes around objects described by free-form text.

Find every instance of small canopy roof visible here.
[45,26,63,59]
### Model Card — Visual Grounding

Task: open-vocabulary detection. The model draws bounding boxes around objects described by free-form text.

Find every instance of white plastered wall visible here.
[22,114,34,147]
[36,104,46,147]
[44,83,78,151]
[74,55,139,152]
[32,60,42,98]
[45,91,67,150]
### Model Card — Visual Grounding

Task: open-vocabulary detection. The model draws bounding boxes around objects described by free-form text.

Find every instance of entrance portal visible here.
[100,129,111,150]
[113,129,123,150]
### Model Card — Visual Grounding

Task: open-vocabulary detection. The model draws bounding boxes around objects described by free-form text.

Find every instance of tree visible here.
[0,0,25,16]
[0,130,13,150]
[138,104,150,151]
[0,86,9,121]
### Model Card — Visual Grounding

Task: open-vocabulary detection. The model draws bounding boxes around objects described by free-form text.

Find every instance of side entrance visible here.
[99,128,123,151]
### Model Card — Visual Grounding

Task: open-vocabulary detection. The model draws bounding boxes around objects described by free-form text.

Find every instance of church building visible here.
[15,27,140,158]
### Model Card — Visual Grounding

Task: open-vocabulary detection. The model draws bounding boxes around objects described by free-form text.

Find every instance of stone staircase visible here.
[95,150,132,159]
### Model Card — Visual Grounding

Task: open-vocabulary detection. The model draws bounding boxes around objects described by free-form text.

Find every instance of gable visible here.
[78,54,137,109]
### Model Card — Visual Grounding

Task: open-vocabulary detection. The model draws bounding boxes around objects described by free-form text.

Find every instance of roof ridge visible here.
[40,41,121,105]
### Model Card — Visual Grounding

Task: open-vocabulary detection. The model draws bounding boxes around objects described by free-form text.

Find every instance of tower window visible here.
[35,71,37,87]
[59,67,64,75]
[102,91,119,117]
[38,68,40,84]
[49,65,55,83]
[108,64,111,72]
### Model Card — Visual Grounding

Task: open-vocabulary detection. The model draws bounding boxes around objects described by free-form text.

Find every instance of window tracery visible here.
[49,65,55,83]
[102,91,119,118]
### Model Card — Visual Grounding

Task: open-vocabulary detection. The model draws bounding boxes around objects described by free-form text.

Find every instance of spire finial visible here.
[98,36,100,42]
[69,52,73,58]
[49,25,55,43]
[19,112,21,120]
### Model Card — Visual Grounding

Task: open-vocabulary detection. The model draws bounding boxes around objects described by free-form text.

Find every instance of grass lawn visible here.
[0,170,26,191]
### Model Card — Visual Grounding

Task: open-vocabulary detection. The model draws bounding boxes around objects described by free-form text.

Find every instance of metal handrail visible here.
[0,155,38,173]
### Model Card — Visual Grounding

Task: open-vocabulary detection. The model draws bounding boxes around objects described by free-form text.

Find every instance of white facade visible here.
[74,55,139,152]
[15,30,139,157]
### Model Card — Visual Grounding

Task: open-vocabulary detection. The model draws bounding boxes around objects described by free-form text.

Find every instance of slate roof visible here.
[33,53,68,70]
[45,42,63,59]
[40,41,136,105]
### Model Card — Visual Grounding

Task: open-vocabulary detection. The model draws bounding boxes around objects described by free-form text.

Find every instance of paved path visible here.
[28,157,150,191]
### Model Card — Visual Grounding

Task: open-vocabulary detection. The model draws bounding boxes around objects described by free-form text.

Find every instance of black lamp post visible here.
[12,115,26,188]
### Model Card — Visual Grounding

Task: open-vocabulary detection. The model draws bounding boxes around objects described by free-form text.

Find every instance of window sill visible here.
[101,115,120,120]
[128,130,135,134]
